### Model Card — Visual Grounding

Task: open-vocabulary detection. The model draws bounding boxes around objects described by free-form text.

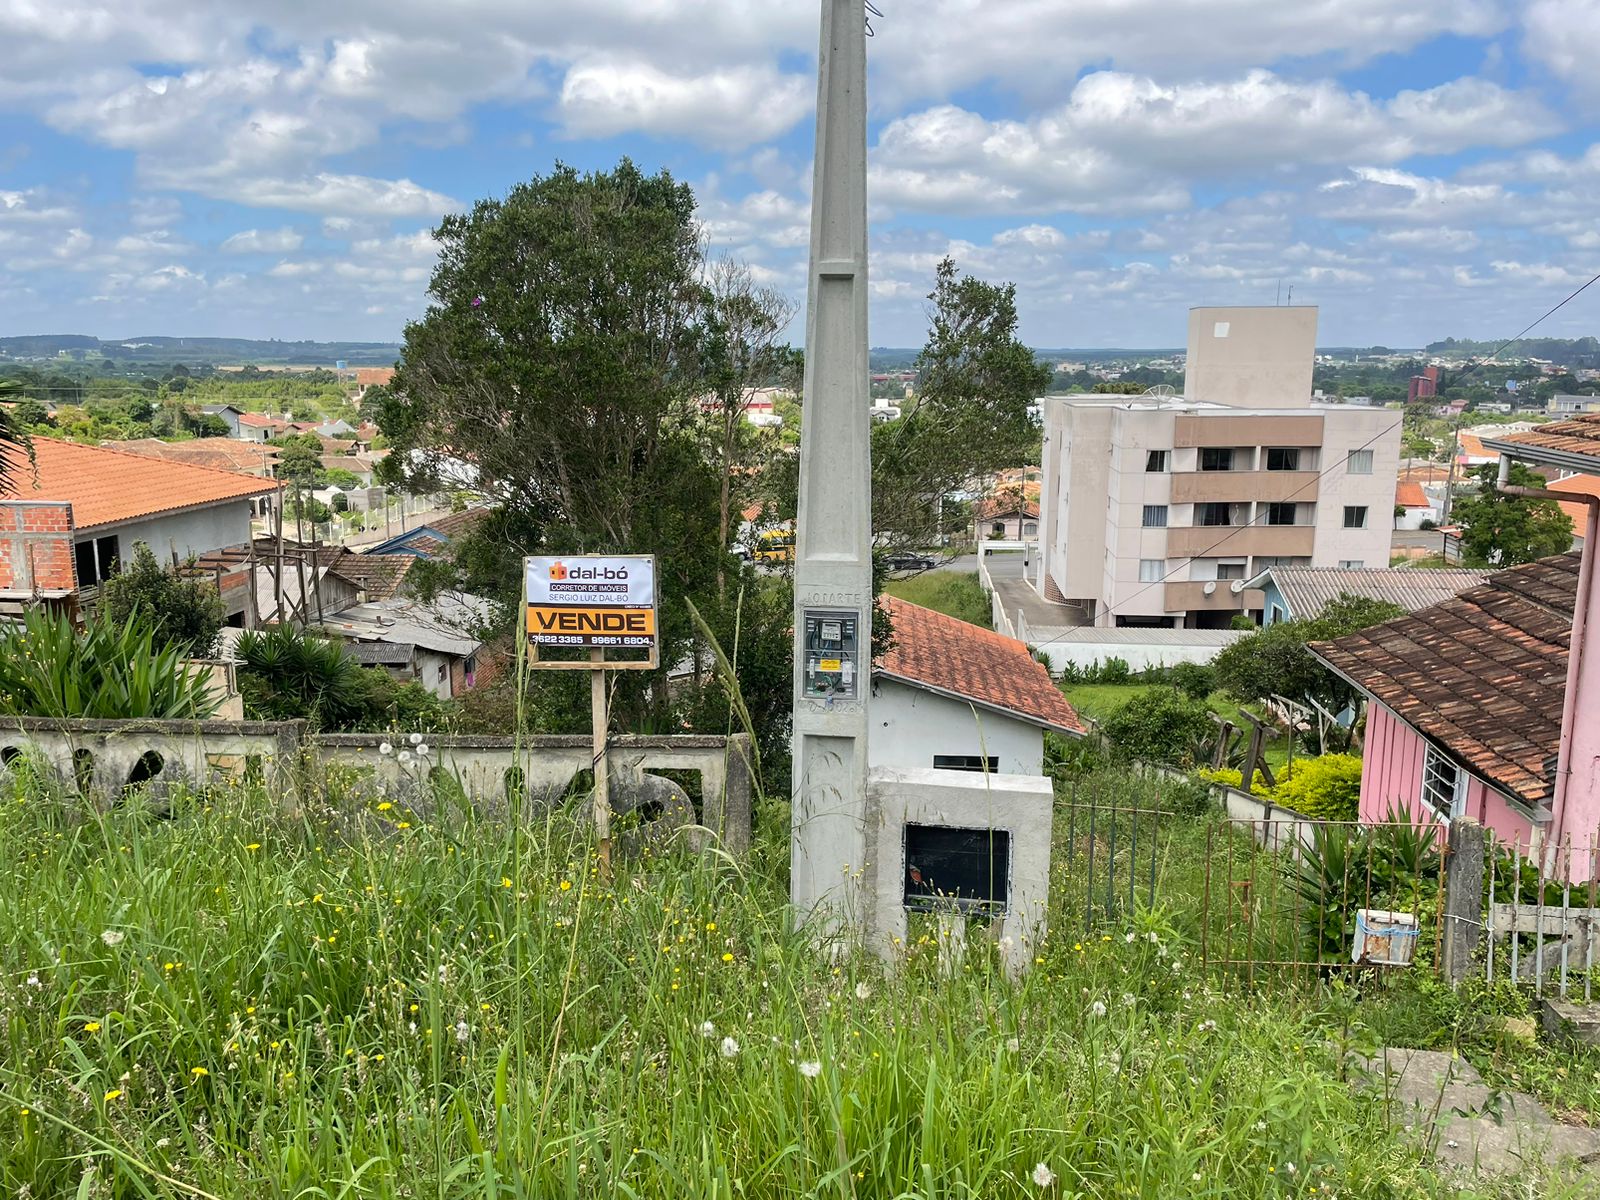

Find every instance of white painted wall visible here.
[1310,405,1402,569]
[96,502,256,564]
[869,678,1046,776]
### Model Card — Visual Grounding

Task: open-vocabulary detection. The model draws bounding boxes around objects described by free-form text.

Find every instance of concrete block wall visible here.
[0,502,77,592]
[0,718,753,856]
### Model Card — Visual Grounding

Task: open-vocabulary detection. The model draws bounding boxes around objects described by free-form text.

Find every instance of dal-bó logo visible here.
[548,560,629,582]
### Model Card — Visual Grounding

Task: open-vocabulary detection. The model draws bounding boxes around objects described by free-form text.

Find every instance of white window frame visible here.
[1347,449,1374,475]
[1343,505,1368,529]
[1139,558,1164,583]
[1142,505,1168,528]
[1420,745,1467,820]
[1145,450,1169,473]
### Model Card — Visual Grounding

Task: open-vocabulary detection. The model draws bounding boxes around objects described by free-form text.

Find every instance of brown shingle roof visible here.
[877,595,1085,735]
[1310,553,1579,812]
[111,437,277,475]
[1,437,277,530]
[325,551,416,601]
[428,507,489,539]
[1491,413,1600,466]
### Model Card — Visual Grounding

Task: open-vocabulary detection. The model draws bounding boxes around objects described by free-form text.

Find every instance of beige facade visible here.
[1036,306,1400,628]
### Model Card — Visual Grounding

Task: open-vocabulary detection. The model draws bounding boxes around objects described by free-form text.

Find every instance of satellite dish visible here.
[1203,581,1217,595]
[1230,579,1245,594]
[1142,384,1178,398]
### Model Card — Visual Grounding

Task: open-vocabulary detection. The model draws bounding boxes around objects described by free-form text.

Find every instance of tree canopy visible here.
[1452,462,1574,567]
[1215,593,1406,714]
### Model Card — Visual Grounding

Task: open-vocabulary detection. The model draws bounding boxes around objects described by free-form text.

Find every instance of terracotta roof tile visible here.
[1395,481,1429,508]
[324,551,416,601]
[427,508,489,539]
[110,437,277,474]
[1492,413,1600,465]
[1,437,277,530]
[237,412,289,430]
[1310,553,1579,811]
[877,595,1084,735]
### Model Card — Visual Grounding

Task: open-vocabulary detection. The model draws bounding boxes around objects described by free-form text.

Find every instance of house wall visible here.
[1310,406,1403,570]
[0,502,77,592]
[869,678,1045,776]
[1359,704,1535,846]
[99,502,255,565]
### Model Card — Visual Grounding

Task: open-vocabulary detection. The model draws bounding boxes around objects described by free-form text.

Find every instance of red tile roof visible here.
[237,412,289,430]
[877,595,1084,735]
[355,367,395,386]
[1395,481,1429,509]
[1492,413,1600,466]
[0,437,276,530]
[111,437,278,475]
[1311,553,1579,812]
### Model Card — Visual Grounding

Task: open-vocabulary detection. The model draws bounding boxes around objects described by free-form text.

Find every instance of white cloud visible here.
[559,59,811,149]
[1523,0,1600,107]
[179,173,457,218]
[220,227,306,254]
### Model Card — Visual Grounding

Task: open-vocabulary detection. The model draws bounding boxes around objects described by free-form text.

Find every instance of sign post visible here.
[524,554,658,875]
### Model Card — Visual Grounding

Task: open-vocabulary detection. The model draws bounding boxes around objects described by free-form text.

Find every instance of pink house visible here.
[1311,412,1600,880]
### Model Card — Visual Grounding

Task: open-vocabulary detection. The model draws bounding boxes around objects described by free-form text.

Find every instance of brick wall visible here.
[0,503,77,593]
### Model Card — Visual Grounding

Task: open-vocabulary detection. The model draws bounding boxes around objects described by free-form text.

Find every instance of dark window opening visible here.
[1200,448,1234,472]
[904,823,1011,913]
[1266,447,1300,471]
[932,755,1000,773]
[1145,450,1169,473]
[95,536,120,583]
[1265,502,1296,526]
[1216,564,1246,581]
[1196,502,1234,527]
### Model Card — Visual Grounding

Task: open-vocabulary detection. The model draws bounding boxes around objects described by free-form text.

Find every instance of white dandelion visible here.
[409,732,423,746]
[100,930,124,947]
[698,1021,716,1038]
[379,742,393,756]
[1089,1000,1107,1018]
[1031,1162,1056,1188]
[798,1060,822,1078]
[719,1036,740,1059]
[455,1020,470,1044]
[854,981,871,1001]
[416,743,431,757]
[1006,1036,1020,1053]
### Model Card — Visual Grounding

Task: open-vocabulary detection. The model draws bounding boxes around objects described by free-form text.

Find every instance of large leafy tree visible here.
[872,259,1050,551]
[1452,461,1574,566]
[101,543,225,658]
[1216,593,1405,715]
[378,161,757,734]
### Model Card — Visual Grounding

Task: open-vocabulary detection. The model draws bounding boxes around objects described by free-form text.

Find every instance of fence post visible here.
[1441,818,1486,984]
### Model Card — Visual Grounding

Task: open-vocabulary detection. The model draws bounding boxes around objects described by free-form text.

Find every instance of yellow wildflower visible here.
[246,843,261,851]
[559,880,572,892]
[190,1067,208,1078]
[104,1089,123,1102]
[721,953,734,963]
[84,1021,101,1033]
[377,802,393,811]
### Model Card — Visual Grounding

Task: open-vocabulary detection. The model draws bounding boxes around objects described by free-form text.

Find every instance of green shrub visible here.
[1100,687,1212,766]
[0,609,218,719]
[237,626,451,732]
[1168,660,1215,701]
[101,542,224,657]
[1097,656,1132,684]
[1269,754,1363,820]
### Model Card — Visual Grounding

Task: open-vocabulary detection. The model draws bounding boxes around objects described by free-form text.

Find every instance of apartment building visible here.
[1035,307,1400,628]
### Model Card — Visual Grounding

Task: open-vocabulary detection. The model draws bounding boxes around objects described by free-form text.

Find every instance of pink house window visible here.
[1420,747,1465,820]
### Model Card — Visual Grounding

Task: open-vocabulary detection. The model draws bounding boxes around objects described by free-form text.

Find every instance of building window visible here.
[1265,447,1300,472]
[1196,502,1233,527]
[1200,447,1234,472]
[1022,521,1037,536]
[1216,563,1246,581]
[1265,502,1296,526]
[1338,559,1365,569]
[1420,746,1464,819]
[932,755,1000,774]
[1343,505,1368,529]
[1145,450,1169,473]
[1347,449,1374,475]
[1270,603,1287,623]
[1139,558,1164,583]
[1142,505,1168,528]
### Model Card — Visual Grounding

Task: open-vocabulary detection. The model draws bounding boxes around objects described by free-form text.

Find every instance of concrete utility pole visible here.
[791,0,873,935]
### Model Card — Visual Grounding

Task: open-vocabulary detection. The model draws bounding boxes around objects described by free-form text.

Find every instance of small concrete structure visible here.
[865,766,1053,976]
[1541,998,1600,1049]
[0,717,753,856]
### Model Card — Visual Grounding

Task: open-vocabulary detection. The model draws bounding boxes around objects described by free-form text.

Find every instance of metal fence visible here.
[1483,831,1600,1002]
[1199,817,1443,983]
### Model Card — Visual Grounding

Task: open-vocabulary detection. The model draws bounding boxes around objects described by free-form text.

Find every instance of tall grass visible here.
[0,764,1586,1198]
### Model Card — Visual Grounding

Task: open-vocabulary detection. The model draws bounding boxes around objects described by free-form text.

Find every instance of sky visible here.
[3,1,1600,349]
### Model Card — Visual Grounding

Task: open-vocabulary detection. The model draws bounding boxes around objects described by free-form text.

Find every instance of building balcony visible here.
[1174,413,1324,448]
[1164,581,1266,613]
[1165,524,1315,559]
[1169,470,1320,504]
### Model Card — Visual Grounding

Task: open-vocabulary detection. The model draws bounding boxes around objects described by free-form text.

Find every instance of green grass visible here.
[0,761,1592,1197]
[883,571,991,628]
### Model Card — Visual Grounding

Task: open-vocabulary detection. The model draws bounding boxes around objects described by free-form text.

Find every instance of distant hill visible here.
[0,335,402,367]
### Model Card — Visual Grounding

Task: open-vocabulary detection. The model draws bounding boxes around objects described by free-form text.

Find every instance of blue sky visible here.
[2,1,1599,348]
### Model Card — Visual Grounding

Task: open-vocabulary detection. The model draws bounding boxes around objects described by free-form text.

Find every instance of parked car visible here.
[883,550,936,572]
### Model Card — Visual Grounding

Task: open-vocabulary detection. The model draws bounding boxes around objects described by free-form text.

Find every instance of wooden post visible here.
[590,648,612,878]
[1442,817,1487,984]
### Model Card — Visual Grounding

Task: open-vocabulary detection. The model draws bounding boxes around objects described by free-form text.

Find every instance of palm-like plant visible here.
[0,380,34,495]
[236,626,366,729]
[0,609,218,719]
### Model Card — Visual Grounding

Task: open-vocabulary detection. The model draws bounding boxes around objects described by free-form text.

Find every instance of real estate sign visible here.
[524,555,657,651]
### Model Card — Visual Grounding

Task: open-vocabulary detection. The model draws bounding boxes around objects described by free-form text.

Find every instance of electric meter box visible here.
[801,608,861,700]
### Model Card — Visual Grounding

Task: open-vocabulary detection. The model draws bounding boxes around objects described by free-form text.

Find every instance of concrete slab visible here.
[1542,998,1600,1049]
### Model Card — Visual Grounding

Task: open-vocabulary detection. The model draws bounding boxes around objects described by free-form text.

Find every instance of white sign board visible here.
[524,555,657,652]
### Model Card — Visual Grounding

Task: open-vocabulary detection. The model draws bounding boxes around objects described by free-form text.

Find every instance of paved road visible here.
[927,552,1027,579]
